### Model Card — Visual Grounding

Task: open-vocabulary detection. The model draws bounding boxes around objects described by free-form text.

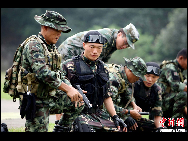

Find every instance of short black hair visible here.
[118,28,126,37]
[176,48,187,59]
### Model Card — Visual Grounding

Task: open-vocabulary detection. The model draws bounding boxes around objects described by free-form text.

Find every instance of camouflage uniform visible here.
[20,10,83,132]
[60,53,119,132]
[107,57,159,131]
[157,59,187,128]
[58,23,139,63]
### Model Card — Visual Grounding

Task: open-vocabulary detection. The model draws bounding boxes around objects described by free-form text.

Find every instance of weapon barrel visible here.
[138,112,149,115]
[76,85,92,108]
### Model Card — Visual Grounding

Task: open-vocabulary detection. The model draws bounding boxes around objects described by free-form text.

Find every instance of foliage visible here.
[1,8,187,71]
[153,8,187,62]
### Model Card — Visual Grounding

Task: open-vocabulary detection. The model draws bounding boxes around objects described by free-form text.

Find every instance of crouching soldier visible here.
[133,62,163,131]
[107,57,162,131]
[60,31,127,132]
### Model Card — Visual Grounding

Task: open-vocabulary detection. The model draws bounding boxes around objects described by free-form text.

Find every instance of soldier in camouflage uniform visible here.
[157,48,187,129]
[60,31,127,132]
[107,57,162,131]
[20,10,84,132]
[58,23,139,63]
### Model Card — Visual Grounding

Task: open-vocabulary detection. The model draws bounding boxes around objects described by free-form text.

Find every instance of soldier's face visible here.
[42,26,62,44]
[143,74,159,87]
[178,56,187,70]
[116,32,129,50]
[83,42,103,61]
[125,67,140,83]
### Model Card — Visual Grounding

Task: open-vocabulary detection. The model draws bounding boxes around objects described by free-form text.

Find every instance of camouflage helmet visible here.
[34,10,72,33]
[123,23,139,49]
[123,56,147,81]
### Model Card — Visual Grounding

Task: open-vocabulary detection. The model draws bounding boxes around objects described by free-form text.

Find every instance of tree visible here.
[153,8,187,62]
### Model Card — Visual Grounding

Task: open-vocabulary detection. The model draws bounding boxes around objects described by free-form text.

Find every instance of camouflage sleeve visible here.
[60,59,76,86]
[151,85,163,117]
[164,68,186,92]
[24,41,62,89]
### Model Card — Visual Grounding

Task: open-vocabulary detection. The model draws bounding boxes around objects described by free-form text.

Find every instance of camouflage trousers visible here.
[162,91,187,119]
[23,92,84,132]
[73,109,119,132]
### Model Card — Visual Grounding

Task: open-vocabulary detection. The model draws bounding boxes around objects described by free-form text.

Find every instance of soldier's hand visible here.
[66,86,83,102]
[130,110,141,120]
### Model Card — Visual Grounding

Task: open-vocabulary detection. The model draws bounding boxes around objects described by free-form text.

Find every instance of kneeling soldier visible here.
[60,31,127,132]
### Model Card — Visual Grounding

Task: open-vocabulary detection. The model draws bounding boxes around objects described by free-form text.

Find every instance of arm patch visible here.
[171,70,180,81]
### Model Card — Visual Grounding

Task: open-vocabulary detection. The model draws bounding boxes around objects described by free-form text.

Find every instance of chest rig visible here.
[70,55,109,109]
[14,35,61,100]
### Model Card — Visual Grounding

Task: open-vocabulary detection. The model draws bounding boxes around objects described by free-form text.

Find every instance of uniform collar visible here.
[175,59,184,72]
[38,32,55,51]
[81,52,98,67]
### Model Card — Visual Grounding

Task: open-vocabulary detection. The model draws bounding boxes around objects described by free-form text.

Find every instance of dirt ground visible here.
[1,99,56,128]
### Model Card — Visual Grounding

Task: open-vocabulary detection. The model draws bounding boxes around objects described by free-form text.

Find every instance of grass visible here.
[8,123,55,132]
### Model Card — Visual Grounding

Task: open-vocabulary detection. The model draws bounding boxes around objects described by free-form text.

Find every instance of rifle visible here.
[127,111,149,115]
[138,112,149,115]
[76,85,92,108]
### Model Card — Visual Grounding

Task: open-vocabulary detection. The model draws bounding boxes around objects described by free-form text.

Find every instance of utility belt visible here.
[82,105,103,114]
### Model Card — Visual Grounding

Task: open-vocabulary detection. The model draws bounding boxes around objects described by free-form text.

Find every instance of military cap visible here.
[123,23,139,49]
[84,30,105,45]
[34,10,72,33]
[124,56,147,81]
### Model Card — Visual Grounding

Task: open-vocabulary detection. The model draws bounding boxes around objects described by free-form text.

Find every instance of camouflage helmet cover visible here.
[124,56,147,81]
[123,23,139,49]
[34,10,72,33]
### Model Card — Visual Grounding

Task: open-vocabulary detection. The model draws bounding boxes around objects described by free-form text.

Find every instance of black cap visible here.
[146,62,161,76]
[84,31,105,45]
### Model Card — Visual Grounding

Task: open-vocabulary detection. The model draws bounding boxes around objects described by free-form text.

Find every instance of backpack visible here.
[3,35,52,102]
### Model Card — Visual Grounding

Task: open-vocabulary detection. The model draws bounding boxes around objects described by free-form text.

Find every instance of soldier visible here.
[60,31,127,132]
[107,57,163,131]
[133,62,163,130]
[56,23,140,120]
[58,23,139,63]
[19,10,84,132]
[157,48,187,129]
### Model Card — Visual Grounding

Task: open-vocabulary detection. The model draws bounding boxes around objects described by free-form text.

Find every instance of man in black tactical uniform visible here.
[133,62,163,130]
[60,31,127,132]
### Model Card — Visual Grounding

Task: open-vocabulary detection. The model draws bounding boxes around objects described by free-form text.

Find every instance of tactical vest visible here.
[134,79,159,114]
[3,35,62,101]
[70,55,109,109]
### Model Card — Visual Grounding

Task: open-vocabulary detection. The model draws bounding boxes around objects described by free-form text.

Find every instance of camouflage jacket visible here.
[21,33,63,96]
[58,28,118,63]
[106,64,134,118]
[157,59,186,93]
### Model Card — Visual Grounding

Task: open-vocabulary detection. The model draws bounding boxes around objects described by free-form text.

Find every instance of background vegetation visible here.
[1,8,187,69]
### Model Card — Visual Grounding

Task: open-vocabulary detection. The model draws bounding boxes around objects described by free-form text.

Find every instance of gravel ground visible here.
[1,99,56,128]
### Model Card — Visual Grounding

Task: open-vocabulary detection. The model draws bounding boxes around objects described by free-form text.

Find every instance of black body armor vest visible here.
[70,55,109,109]
[134,79,159,117]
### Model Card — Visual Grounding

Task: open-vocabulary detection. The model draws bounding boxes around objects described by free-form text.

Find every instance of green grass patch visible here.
[8,123,55,132]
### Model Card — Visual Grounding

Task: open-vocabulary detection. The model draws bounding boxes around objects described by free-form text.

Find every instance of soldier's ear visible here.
[83,42,86,50]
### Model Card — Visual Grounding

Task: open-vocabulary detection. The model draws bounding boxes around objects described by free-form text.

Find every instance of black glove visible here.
[112,115,127,130]
[124,116,136,128]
